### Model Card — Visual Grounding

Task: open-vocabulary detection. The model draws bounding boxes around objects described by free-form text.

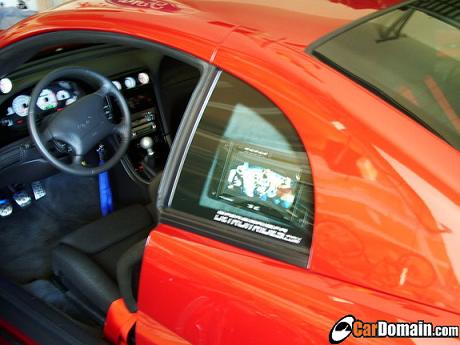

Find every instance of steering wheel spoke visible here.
[113,122,130,139]
[95,81,115,98]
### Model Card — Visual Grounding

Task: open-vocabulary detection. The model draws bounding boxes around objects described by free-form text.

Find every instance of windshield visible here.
[313,0,460,150]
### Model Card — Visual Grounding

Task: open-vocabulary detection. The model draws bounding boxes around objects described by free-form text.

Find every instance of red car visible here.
[0,0,458,344]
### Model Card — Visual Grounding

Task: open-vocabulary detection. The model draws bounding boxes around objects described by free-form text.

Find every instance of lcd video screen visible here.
[214,143,303,220]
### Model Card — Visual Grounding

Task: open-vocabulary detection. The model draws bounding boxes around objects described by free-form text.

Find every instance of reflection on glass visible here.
[314,1,460,149]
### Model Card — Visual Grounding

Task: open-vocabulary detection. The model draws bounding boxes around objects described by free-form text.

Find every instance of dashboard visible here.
[0,44,166,147]
[0,65,166,185]
[0,81,82,130]
[0,69,160,149]
[0,68,163,147]
[0,44,198,187]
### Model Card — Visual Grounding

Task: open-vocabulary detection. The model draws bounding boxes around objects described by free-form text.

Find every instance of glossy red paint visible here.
[212,29,460,315]
[1,0,459,344]
[0,0,382,56]
[135,29,460,340]
[137,225,459,345]
[104,298,137,345]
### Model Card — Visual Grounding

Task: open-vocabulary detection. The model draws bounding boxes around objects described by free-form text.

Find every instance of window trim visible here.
[306,0,417,54]
[158,70,311,267]
[157,68,222,210]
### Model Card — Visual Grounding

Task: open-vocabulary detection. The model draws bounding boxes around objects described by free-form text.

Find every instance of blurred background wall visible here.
[0,0,64,12]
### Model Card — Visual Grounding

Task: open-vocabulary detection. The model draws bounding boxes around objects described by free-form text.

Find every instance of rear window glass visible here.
[313,0,460,150]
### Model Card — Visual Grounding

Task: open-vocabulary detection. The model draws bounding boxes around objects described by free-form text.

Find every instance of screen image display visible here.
[213,143,304,221]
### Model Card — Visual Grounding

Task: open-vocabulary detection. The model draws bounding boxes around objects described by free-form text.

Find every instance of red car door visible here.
[134,70,459,345]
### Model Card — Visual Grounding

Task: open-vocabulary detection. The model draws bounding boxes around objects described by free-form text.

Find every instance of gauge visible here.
[124,77,136,89]
[65,96,77,106]
[12,95,31,117]
[112,81,122,90]
[56,90,71,101]
[0,78,13,94]
[37,89,58,111]
[58,81,72,89]
[138,73,149,85]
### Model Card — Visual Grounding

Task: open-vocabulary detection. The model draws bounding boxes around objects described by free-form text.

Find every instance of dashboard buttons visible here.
[144,111,154,121]
[130,109,157,139]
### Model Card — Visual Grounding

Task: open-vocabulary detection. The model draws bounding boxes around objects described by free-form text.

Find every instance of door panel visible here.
[136,224,459,345]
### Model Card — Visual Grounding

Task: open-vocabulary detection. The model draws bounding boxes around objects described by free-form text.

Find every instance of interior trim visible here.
[157,68,221,210]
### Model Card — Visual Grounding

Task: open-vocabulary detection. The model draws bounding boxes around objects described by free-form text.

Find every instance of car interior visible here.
[0,33,202,343]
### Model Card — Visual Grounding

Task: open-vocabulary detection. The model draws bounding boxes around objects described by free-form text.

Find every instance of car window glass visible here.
[171,72,314,251]
[313,1,460,149]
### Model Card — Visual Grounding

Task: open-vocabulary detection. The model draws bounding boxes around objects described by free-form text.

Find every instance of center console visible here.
[111,70,168,182]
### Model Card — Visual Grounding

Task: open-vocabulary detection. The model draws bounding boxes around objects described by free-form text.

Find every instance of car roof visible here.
[0,0,406,62]
[37,0,404,49]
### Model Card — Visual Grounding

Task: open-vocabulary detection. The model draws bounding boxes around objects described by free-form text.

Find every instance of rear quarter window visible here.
[169,72,314,265]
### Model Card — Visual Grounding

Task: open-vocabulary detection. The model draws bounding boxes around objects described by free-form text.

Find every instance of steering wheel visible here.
[28,67,131,176]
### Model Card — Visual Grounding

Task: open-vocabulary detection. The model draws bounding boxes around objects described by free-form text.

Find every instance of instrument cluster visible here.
[0,81,82,129]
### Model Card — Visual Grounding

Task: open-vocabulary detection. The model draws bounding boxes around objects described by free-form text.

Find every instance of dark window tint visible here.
[171,72,314,255]
[314,0,460,149]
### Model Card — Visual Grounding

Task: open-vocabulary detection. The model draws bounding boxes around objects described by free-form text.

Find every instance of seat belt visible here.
[97,144,114,216]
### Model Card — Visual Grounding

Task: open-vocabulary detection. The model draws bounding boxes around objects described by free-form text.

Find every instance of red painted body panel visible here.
[0,0,384,53]
[211,31,460,315]
[0,0,458,343]
[135,29,460,341]
[137,225,459,344]
[104,299,137,345]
